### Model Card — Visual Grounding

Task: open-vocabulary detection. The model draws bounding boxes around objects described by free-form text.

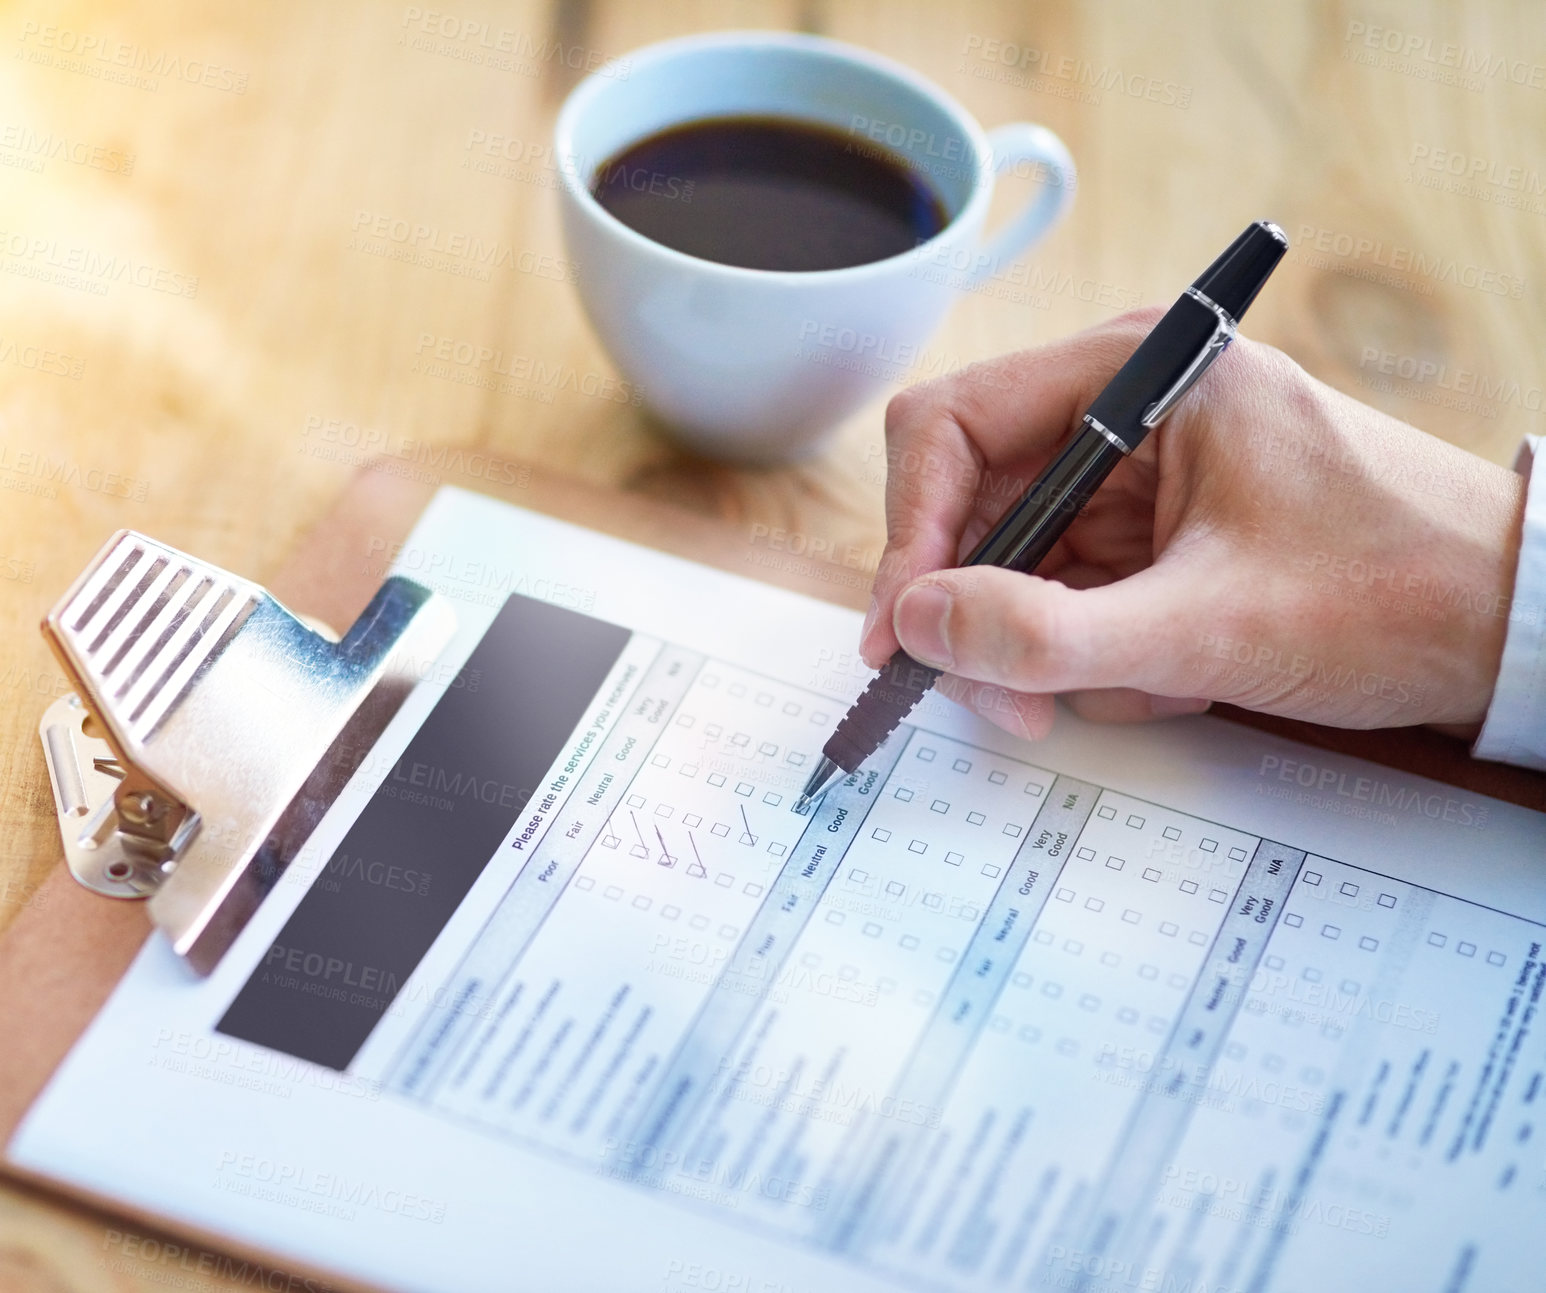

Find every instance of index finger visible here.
[860,310,1161,668]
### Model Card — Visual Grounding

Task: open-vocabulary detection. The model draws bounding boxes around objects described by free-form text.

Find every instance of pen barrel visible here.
[1082,292,1219,445]
[824,650,942,773]
[964,425,1127,574]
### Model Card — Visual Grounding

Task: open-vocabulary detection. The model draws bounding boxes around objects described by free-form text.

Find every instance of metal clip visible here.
[39,531,455,973]
[1140,287,1238,429]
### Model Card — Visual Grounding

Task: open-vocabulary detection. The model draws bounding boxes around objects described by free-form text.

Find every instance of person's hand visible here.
[859,309,1529,739]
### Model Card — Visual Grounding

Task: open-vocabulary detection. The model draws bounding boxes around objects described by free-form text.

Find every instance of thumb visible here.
[891,563,1208,699]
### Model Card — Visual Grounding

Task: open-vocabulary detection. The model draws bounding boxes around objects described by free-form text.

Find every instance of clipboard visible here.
[1,460,1541,1289]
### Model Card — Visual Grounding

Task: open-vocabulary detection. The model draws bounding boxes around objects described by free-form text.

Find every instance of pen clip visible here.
[1140,287,1238,429]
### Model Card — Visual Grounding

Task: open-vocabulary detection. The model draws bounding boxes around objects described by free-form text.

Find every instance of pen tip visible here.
[793,794,814,816]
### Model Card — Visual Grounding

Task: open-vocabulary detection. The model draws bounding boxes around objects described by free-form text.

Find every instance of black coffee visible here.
[591,115,949,272]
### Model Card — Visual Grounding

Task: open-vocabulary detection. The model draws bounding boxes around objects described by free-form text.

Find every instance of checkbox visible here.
[1097,805,1116,820]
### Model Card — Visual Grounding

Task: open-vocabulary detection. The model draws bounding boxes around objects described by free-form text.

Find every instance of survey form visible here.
[11,486,1546,1293]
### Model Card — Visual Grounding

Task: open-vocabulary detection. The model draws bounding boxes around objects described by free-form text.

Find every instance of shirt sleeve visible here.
[1473,433,1546,771]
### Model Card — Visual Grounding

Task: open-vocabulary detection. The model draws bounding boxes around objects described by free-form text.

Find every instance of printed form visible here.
[12,487,1546,1293]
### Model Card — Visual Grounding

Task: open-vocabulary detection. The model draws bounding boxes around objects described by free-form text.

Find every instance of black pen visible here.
[793,219,1290,815]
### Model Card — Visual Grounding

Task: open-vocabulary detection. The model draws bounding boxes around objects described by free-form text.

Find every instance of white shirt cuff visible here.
[1473,434,1546,771]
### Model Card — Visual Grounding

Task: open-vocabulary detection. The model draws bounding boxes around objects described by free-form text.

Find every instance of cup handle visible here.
[962,123,1077,289]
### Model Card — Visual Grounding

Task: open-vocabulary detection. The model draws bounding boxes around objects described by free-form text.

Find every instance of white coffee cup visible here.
[554,30,1075,465]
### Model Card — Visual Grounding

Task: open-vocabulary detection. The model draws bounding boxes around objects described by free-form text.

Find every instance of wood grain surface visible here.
[1,1,1544,1287]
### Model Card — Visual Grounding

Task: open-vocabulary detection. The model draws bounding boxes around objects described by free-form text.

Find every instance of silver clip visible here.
[1140,287,1238,429]
[39,530,455,973]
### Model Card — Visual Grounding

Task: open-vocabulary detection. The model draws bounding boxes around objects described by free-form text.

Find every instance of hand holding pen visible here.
[797,221,1529,811]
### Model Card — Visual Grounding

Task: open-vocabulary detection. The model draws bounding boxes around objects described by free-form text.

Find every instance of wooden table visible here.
[1,0,1543,1286]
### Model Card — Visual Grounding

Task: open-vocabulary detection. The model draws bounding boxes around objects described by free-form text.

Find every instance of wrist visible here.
[1448,461,1529,726]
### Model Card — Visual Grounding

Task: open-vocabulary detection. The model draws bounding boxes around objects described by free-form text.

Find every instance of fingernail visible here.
[859,597,879,652]
[1150,695,1210,718]
[894,584,954,669]
[1008,692,1039,740]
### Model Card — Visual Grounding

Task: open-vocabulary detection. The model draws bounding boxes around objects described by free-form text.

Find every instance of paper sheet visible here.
[12,486,1546,1293]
